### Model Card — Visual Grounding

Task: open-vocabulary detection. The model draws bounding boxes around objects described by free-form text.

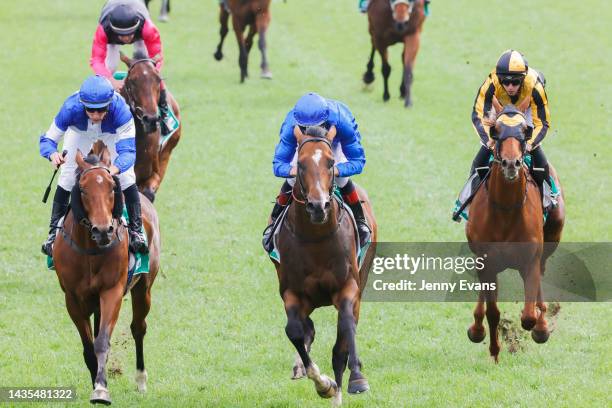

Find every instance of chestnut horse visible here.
[465,106,565,362]
[52,148,160,404]
[363,0,427,107]
[119,52,181,203]
[272,126,377,407]
[214,0,273,82]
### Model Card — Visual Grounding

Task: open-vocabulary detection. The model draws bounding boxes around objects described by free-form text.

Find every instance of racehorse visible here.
[465,105,565,362]
[363,0,427,107]
[144,0,170,21]
[120,52,182,203]
[214,0,273,82]
[272,125,377,406]
[52,146,160,404]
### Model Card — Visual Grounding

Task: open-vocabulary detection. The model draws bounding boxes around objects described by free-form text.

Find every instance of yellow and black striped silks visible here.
[471,67,550,146]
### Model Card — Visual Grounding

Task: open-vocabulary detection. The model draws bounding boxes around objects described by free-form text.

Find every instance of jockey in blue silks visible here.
[39,75,147,256]
[262,92,371,252]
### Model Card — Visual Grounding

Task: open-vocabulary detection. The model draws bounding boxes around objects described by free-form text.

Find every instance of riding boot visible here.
[262,202,286,253]
[159,88,170,135]
[347,200,371,248]
[124,185,149,254]
[41,187,70,256]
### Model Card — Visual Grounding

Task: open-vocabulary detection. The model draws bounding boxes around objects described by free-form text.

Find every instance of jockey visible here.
[453,50,552,221]
[90,0,170,130]
[262,92,371,252]
[39,75,148,256]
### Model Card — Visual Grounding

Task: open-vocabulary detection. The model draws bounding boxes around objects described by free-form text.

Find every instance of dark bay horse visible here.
[119,52,182,203]
[52,148,160,404]
[214,0,273,82]
[465,106,565,362]
[272,126,377,407]
[363,0,427,107]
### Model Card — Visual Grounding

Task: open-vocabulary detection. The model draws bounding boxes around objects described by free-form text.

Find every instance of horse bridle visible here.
[63,166,125,255]
[489,132,529,212]
[293,137,336,205]
[123,59,161,134]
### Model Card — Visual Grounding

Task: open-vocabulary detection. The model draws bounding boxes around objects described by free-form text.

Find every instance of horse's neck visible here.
[488,164,527,208]
[288,199,340,240]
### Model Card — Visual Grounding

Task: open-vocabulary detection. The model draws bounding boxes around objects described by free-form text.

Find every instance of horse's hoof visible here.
[292,363,307,380]
[363,72,374,84]
[467,326,486,343]
[260,69,273,79]
[135,369,148,393]
[90,385,111,405]
[521,317,537,331]
[531,328,550,344]
[158,14,169,23]
[316,376,338,399]
[404,98,413,108]
[383,93,390,102]
[214,51,223,61]
[331,390,342,407]
[348,377,369,394]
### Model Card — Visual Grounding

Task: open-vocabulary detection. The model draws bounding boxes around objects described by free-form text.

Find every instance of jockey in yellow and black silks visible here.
[453,50,554,221]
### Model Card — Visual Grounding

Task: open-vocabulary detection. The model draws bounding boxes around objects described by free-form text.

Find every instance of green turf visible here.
[0,0,610,407]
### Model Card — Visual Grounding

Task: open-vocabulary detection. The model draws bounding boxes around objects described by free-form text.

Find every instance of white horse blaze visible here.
[312,149,323,166]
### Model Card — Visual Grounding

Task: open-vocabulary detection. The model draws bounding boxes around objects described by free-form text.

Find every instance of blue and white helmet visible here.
[293,92,329,127]
[79,75,114,108]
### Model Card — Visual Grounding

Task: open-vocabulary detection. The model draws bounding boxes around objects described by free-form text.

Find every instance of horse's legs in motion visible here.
[378,46,391,101]
[65,293,98,387]
[519,258,540,331]
[232,16,249,82]
[467,290,486,343]
[531,285,550,343]
[363,44,375,84]
[256,10,272,78]
[90,285,124,404]
[93,307,101,339]
[130,280,152,392]
[214,4,230,61]
[292,316,315,379]
[401,30,421,107]
[334,280,368,400]
[482,273,500,362]
[244,24,256,53]
[284,291,337,399]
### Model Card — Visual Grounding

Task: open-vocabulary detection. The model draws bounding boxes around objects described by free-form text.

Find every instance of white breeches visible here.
[286,143,349,188]
[58,128,135,191]
[105,40,149,73]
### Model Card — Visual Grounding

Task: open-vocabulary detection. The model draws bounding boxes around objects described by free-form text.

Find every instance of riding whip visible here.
[42,150,68,203]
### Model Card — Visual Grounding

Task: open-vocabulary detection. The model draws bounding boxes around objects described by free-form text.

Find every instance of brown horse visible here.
[119,52,181,203]
[272,126,377,407]
[52,147,160,404]
[465,106,565,362]
[214,0,273,82]
[363,0,427,107]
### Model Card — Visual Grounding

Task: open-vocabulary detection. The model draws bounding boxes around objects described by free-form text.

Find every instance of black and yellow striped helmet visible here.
[495,50,528,78]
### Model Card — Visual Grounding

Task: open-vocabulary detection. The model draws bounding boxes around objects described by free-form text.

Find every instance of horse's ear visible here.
[492,95,503,116]
[517,96,531,112]
[75,150,88,170]
[151,53,161,65]
[326,125,337,143]
[293,125,305,144]
[120,51,132,67]
[100,148,111,167]
[491,122,502,139]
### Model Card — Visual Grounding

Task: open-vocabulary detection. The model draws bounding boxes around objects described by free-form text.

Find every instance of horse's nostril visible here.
[515,160,521,168]
[108,225,114,233]
[502,159,508,167]
[324,201,331,210]
[306,202,315,212]
[91,226,100,235]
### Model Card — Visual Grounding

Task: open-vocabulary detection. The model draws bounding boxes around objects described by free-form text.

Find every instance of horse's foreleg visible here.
[520,259,540,331]
[232,17,249,82]
[363,44,376,85]
[532,285,550,343]
[292,316,315,380]
[402,29,421,107]
[467,290,486,343]
[65,293,97,387]
[256,10,272,78]
[90,285,124,405]
[284,291,337,399]
[379,47,391,101]
[130,280,152,392]
[214,5,230,60]
[484,285,501,362]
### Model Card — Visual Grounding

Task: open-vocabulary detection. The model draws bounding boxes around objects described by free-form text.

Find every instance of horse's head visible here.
[491,105,530,182]
[294,125,337,224]
[391,0,413,31]
[74,149,123,247]
[120,51,162,134]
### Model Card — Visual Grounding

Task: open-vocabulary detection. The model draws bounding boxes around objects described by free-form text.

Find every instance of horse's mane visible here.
[304,126,328,139]
[133,49,150,61]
